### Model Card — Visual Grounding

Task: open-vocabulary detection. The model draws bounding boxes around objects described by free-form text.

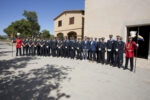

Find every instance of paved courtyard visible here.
[0,41,150,100]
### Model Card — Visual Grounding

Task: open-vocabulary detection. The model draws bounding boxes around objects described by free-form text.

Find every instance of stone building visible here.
[54,10,84,39]
[84,0,150,59]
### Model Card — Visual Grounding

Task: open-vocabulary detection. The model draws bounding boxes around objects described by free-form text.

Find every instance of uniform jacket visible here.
[63,40,70,49]
[90,41,97,51]
[107,39,114,52]
[124,42,137,58]
[52,40,57,49]
[76,41,82,51]
[70,40,76,50]
[82,40,90,49]
[113,40,123,54]
[97,41,106,52]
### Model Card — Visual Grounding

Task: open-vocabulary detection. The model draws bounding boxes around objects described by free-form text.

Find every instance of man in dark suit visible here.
[45,38,50,56]
[57,38,63,57]
[22,38,26,56]
[28,38,33,56]
[76,38,82,60]
[63,37,70,58]
[82,36,90,60]
[69,37,76,59]
[51,37,57,57]
[89,37,97,61]
[33,38,38,56]
[106,35,115,65]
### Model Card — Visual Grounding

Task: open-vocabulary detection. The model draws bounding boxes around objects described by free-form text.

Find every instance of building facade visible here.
[84,0,150,59]
[54,10,84,39]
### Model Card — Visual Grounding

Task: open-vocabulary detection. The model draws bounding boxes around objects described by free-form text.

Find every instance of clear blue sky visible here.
[0,0,85,35]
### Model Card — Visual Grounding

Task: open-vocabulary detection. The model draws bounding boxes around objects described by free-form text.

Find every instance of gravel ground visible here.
[0,41,150,100]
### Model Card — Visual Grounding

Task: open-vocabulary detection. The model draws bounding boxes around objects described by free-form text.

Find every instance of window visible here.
[69,17,74,25]
[58,20,62,27]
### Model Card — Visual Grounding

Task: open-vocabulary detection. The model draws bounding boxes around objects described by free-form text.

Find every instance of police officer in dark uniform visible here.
[89,37,97,62]
[76,38,82,60]
[97,38,106,64]
[45,38,50,56]
[97,38,102,63]
[87,37,91,60]
[28,38,33,56]
[114,35,122,68]
[106,35,115,65]
[25,38,29,56]
[40,39,45,56]
[33,38,38,56]
[70,37,76,59]
[63,37,70,58]
[51,37,57,57]
[37,39,41,56]
[49,38,52,56]
[57,38,63,57]
[22,38,26,56]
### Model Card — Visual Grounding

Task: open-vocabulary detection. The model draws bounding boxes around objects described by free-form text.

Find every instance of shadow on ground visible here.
[0,57,71,100]
[0,51,13,56]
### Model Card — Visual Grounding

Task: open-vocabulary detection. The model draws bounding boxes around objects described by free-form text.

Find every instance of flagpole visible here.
[11,33,13,57]
[134,27,139,73]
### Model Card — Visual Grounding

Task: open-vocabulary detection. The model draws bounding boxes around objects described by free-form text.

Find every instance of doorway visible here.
[127,25,150,59]
[67,32,77,40]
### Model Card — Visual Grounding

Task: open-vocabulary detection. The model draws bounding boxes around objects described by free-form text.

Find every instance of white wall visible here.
[84,0,150,41]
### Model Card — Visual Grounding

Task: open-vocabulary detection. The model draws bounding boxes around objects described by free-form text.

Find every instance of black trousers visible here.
[33,47,37,56]
[37,46,40,56]
[57,48,62,57]
[77,50,82,60]
[101,52,105,64]
[26,46,29,55]
[40,47,44,56]
[97,51,105,64]
[70,49,75,59]
[97,51,101,63]
[16,48,21,56]
[120,53,124,66]
[23,47,26,55]
[29,47,33,56]
[45,47,50,56]
[90,51,96,60]
[107,51,114,65]
[52,48,56,57]
[64,49,69,57]
[125,57,134,71]
[114,53,121,67]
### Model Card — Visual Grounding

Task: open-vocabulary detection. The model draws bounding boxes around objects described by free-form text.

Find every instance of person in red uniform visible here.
[15,37,22,56]
[124,36,137,71]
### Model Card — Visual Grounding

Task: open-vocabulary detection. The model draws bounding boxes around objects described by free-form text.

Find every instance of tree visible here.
[23,10,40,36]
[42,30,50,38]
[4,10,40,38]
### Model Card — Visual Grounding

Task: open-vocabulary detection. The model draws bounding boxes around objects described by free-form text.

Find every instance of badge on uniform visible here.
[108,49,111,52]
[116,49,118,52]
[99,48,101,51]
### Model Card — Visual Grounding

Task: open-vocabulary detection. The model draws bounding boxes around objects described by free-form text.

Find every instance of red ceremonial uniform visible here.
[124,42,137,58]
[16,39,22,48]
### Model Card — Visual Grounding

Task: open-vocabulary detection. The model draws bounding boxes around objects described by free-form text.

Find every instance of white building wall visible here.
[84,0,150,41]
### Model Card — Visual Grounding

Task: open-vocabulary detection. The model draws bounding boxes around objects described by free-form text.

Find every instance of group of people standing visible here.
[15,34,137,72]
